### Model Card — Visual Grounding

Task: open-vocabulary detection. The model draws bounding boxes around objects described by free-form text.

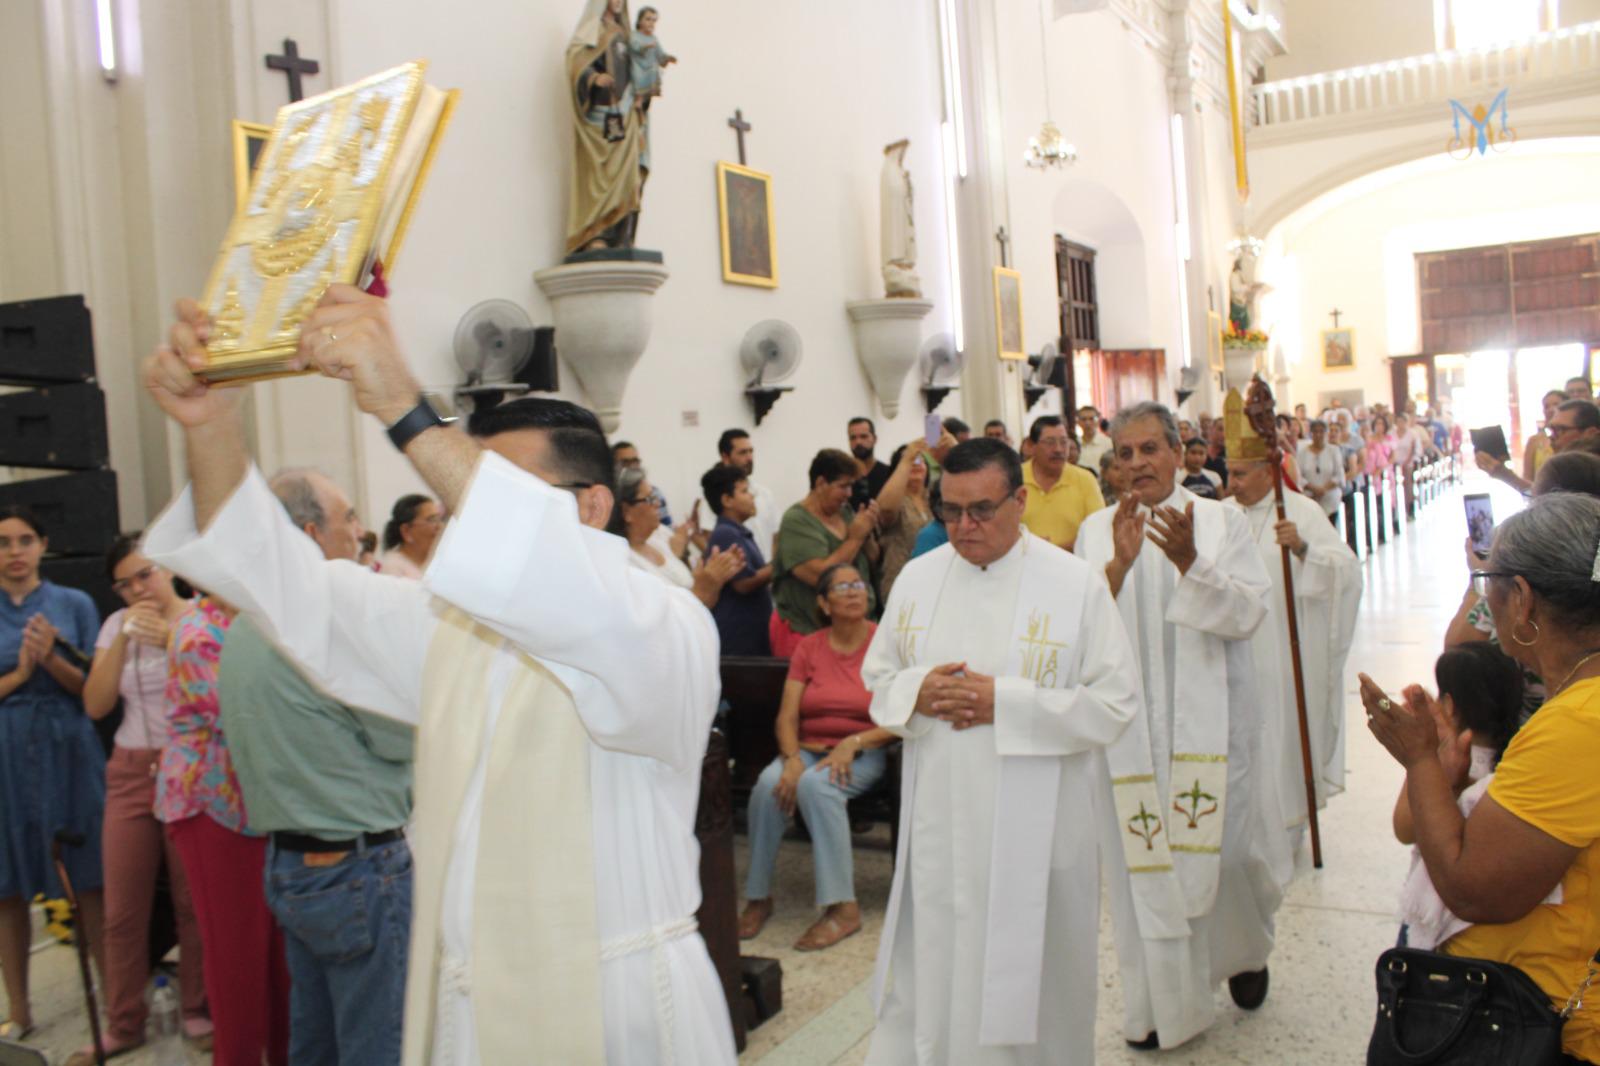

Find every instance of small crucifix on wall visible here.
[995,226,1011,269]
[1329,307,1344,328]
[727,109,752,166]
[265,38,320,103]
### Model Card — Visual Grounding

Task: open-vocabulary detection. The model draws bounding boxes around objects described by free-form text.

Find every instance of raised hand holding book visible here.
[198,61,456,384]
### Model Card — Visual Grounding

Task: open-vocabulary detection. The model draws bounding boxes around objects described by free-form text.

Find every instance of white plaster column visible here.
[944,0,1029,433]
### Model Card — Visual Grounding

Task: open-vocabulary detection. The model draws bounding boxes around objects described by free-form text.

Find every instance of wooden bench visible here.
[719,656,901,850]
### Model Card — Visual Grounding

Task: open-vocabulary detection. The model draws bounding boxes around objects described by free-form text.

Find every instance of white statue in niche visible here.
[881,139,921,298]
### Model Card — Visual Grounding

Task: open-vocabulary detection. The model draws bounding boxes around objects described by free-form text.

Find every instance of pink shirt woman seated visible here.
[738,564,895,952]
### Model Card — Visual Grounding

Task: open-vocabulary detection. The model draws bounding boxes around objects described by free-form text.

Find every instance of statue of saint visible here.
[881,140,920,298]
[564,0,669,255]
[1228,246,1270,332]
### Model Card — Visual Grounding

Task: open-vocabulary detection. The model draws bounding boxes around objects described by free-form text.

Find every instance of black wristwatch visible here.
[386,395,447,452]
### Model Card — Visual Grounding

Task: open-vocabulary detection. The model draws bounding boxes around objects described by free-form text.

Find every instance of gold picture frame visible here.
[1207,310,1224,372]
[717,161,778,288]
[993,267,1025,360]
[1322,327,1356,372]
[230,120,273,211]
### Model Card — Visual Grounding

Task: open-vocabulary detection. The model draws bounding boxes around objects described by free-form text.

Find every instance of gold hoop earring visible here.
[1510,619,1541,647]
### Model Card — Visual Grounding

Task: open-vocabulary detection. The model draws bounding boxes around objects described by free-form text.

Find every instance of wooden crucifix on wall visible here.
[727,109,752,165]
[265,38,320,103]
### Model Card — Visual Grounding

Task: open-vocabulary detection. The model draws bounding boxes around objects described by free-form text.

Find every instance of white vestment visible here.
[1076,486,1288,1049]
[1227,491,1361,856]
[862,532,1141,1065]
[146,453,736,1066]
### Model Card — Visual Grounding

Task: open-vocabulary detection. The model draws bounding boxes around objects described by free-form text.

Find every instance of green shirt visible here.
[771,503,878,635]
[218,617,413,840]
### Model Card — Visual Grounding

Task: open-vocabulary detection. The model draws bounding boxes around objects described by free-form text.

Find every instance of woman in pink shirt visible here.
[738,564,895,951]
[78,537,209,1060]
[1366,414,1398,530]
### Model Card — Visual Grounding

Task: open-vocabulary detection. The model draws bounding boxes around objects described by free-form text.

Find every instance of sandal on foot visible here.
[738,901,773,940]
[65,1035,143,1065]
[794,912,861,951]
[0,1020,34,1042]
[184,1016,214,1050]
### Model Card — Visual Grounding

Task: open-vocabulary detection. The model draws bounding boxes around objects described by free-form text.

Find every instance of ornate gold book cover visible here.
[200,61,456,384]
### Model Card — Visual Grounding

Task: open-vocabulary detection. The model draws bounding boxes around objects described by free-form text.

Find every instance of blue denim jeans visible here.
[745,748,887,907]
[264,837,413,1066]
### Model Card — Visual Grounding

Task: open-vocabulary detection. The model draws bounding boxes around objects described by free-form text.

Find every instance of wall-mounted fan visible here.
[919,333,962,413]
[453,299,545,414]
[740,320,802,425]
[1176,364,1203,408]
[1024,340,1060,409]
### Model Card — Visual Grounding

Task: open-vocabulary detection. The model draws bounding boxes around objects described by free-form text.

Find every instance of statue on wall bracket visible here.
[563,0,675,263]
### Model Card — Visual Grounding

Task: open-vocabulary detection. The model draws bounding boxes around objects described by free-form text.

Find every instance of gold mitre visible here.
[1224,388,1270,461]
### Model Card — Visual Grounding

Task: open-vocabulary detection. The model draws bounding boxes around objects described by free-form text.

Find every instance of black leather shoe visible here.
[1228,966,1270,1010]
[1125,1032,1160,1050]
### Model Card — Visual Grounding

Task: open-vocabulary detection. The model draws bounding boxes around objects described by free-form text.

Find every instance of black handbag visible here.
[1367,945,1599,1065]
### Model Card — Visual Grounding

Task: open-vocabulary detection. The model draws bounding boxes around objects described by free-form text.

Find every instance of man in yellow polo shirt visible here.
[1022,415,1106,550]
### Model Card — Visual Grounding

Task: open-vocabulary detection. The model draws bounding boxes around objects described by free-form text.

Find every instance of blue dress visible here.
[0,581,104,899]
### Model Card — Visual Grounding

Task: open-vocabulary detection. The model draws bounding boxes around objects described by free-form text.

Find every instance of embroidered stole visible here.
[871,536,1087,1046]
[1102,492,1231,935]
[402,608,605,1065]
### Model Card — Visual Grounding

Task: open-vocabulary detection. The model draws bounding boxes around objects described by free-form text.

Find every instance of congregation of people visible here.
[8,286,1600,1065]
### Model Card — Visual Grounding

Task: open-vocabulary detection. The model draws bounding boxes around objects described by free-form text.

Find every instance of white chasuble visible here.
[145,454,736,1066]
[1075,485,1287,1049]
[1228,491,1361,859]
[862,532,1141,1065]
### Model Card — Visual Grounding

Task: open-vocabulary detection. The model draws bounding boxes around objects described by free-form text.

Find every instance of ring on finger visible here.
[1378,698,1393,712]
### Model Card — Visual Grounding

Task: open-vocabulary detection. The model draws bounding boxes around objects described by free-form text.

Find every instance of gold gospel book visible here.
[199,61,457,383]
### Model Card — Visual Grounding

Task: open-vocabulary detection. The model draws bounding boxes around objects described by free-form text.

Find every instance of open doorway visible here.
[1397,343,1589,465]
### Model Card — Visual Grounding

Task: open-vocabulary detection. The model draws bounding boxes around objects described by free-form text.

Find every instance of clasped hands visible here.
[913,662,996,730]
[11,614,58,681]
[144,285,422,429]
[1360,673,1473,786]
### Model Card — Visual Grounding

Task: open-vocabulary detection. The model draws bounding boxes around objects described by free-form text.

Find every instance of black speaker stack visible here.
[0,295,121,618]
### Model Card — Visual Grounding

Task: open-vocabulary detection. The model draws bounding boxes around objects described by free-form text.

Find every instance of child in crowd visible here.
[1392,642,1544,949]
[1180,438,1221,499]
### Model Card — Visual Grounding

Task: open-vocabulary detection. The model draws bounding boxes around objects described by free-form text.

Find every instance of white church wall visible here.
[1272,144,1600,411]
[329,0,952,527]
[994,6,1185,409]
[1264,0,1436,81]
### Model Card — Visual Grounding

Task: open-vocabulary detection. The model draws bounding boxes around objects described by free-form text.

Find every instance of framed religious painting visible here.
[717,161,778,288]
[993,267,1025,360]
[230,120,273,211]
[1322,327,1356,371]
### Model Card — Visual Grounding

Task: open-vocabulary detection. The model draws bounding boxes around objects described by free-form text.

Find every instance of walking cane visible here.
[50,830,106,1066]
[1243,378,1324,869]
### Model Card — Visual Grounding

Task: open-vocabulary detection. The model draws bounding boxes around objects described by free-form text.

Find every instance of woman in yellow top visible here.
[1365,492,1600,1064]
[1525,389,1569,483]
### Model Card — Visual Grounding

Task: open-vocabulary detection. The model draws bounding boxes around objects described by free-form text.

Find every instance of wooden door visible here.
[1056,237,1099,423]
[1090,349,1167,414]
[1389,354,1438,415]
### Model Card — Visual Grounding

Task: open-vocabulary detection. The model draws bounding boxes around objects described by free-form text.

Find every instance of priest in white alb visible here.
[141,287,736,1066]
[1075,402,1288,1051]
[862,439,1143,1065]
[1222,394,1362,872]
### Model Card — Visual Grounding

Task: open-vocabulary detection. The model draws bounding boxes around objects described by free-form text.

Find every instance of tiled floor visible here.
[6,476,1502,1065]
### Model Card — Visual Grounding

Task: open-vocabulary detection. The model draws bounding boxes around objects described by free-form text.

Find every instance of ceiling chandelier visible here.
[1024,0,1076,169]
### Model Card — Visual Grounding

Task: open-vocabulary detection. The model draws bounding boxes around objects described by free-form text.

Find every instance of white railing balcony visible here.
[1250,21,1600,131]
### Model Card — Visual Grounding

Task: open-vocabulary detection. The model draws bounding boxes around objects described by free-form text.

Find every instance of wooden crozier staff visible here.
[1231,376,1323,868]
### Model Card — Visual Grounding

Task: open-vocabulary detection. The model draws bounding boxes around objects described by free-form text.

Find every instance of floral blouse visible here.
[155,597,254,834]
